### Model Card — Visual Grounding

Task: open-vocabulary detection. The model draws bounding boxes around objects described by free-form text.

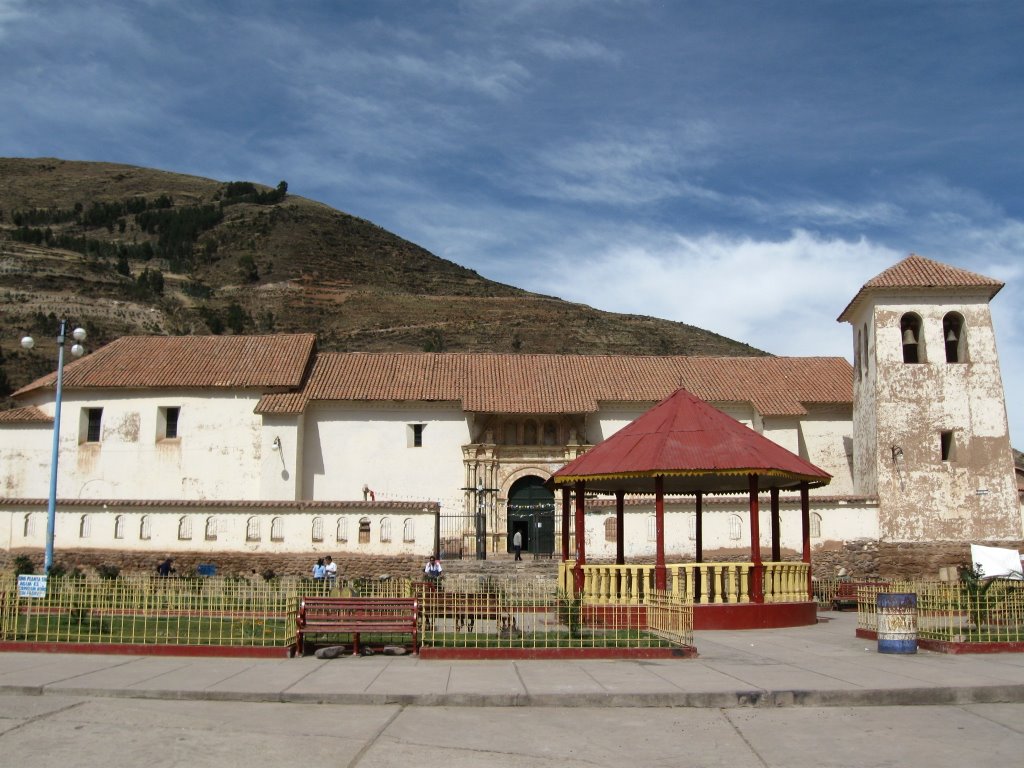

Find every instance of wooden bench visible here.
[831,581,888,611]
[296,596,418,656]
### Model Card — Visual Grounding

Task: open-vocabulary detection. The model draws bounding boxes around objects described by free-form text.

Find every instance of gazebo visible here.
[551,387,832,629]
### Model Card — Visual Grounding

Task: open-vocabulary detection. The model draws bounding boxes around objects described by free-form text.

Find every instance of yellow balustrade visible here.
[558,561,811,605]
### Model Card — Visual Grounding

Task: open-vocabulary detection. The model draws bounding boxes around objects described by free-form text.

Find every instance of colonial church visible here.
[1,255,1020,573]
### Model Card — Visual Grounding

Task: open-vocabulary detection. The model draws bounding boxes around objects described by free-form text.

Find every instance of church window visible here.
[270,517,284,541]
[205,517,217,541]
[358,517,371,544]
[159,406,180,440]
[688,516,697,541]
[312,516,324,542]
[82,407,103,443]
[900,313,924,364]
[605,517,617,541]
[940,431,957,462]
[646,515,656,542]
[503,422,517,445]
[943,312,967,363]
[23,513,35,538]
[810,513,822,539]
[178,516,192,540]
[543,421,558,446]
[337,517,349,542]
[408,423,425,447]
[79,514,91,539]
[524,420,538,445]
[861,323,869,375]
[403,518,415,542]
[246,516,261,542]
[728,515,742,541]
[380,517,392,542]
[114,515,125,539]
[140,515,151,540]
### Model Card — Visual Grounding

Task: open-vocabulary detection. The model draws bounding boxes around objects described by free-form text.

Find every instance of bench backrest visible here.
[299,597,418,624]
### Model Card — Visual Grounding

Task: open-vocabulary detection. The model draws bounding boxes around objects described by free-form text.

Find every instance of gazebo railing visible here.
[559,562,810,605]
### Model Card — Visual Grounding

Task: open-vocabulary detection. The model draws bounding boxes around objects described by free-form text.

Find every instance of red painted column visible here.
[800,481,812,599]
[770,487,781,563]
[573,480,586,595]
[749,474,763,604]
[615,489,625,565]
[655,476,666,590]
[560,486,571,562]
[694,492,703,562]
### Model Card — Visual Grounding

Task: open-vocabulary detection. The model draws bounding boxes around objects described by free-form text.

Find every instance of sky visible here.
[2,0,1023,445]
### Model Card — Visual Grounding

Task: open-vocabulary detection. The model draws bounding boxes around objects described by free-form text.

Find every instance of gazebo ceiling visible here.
[552,387,832,495]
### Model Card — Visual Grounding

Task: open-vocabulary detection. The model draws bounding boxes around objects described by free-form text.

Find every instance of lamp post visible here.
[21,321,86,574]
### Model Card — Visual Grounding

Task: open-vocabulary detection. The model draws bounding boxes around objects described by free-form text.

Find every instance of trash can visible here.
[877,592,917,654]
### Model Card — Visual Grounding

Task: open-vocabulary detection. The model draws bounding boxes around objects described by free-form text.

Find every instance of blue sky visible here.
[3,1,1023,445]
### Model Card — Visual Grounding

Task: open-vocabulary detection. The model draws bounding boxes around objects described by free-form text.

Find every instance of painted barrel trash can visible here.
[876,592,917,654]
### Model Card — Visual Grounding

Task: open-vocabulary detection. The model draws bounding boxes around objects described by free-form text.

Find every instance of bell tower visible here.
[838,254,1020,542]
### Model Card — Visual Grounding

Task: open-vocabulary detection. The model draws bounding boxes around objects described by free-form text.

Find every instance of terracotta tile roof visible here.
[257,352,852,417]
[0,406,52,424]
[13,334,317,397]
[838,254,1004,321]
[0,498,439,511]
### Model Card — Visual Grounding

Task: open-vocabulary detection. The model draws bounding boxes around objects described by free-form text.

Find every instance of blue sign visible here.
[17,574,48,598]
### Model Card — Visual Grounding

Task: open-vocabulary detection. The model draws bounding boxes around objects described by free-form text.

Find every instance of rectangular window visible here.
[940,431,956,462]
[408,423,425,448]
[161,406,180,439]
[85,407,103,443]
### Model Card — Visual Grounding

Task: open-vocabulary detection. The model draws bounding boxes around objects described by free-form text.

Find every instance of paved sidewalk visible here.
[1,613,1022,708]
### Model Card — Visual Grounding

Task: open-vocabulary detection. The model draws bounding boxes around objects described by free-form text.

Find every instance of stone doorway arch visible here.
[506,475,555,557]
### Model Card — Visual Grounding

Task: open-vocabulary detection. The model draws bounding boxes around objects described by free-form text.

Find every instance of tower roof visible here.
[838,254,1004,322]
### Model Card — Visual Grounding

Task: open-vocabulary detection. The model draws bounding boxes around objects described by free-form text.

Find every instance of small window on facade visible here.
[854,327,862,381]
[943,312,967,363]
[246,516,261,542]
[646,515,656,542]
[861,323,869,375]
[403,517,415,542]
[337,517,349,542]
[940,431,956,462]
[358,517,371,544]
[543,421,558,446]
[409,423,425,448]
[205,516,218,541]
[140,515,151,540]
[159,406,180,439]
[900,313,924,364]
[312,516,324,542]
[688,516,697,541]
[114,514,125,540]
[810,512,822,539]
[23,513,35,538]
[503,422,517,445]
[380,517,392,542]
[83,407,103,442]
[178,516,192,540]
[605,517,617,542]
[728,515,742,541]
[524,420,537,445]
[79,514,91,539]
[270,517,284,541]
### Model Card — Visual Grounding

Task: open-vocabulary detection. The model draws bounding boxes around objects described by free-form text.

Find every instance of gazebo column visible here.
[655,475,666,590]
[573,480,586,595]
[614,490,625,565]
[748,474,764,603]
[560,486,571,562]
[695,491,704,599]
[800,481,812,598]
[770,487,781,562]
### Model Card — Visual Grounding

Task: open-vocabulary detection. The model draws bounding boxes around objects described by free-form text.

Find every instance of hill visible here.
[0,158,766,395]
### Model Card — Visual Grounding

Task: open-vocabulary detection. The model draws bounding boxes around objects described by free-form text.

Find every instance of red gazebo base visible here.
[693,601,818,630]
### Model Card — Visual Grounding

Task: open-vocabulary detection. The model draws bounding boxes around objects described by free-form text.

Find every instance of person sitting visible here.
[423,555,443,583]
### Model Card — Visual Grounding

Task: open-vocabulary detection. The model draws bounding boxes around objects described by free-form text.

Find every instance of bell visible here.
[946,328,958,342]
[902,328,917,345]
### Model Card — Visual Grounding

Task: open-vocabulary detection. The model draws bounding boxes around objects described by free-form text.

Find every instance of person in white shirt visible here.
[424,555,443,582]
[324,555,338,586]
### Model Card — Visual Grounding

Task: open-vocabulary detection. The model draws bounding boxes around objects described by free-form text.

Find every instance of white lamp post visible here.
[21,321,86,574]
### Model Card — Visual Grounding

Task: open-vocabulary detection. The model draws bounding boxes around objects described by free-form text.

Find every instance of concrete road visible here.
[1,694,1022,768]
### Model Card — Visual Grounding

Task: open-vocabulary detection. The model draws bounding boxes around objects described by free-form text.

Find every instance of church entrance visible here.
[506,475,555,557]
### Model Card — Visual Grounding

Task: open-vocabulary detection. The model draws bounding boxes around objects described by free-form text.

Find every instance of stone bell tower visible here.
[838,254,1020,542]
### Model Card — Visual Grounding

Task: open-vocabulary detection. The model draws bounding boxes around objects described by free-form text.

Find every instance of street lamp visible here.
[21,321,87,574]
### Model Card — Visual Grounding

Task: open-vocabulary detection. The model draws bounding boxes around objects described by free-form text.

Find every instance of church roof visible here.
[552,387,832,494]
[256,352,852,416]
[13,333,317,396]
[838,254,1004,321]
[0,406,52,424]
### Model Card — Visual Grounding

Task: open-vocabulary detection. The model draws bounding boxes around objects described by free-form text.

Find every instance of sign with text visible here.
[17,574,48,598]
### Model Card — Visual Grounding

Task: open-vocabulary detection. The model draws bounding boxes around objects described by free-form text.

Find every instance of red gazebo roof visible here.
[553,387,832,494]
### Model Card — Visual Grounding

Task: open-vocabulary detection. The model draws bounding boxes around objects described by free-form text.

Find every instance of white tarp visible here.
[970,544,1024,580]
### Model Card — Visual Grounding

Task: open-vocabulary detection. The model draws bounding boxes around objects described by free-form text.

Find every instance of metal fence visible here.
[851,579,1024,644]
